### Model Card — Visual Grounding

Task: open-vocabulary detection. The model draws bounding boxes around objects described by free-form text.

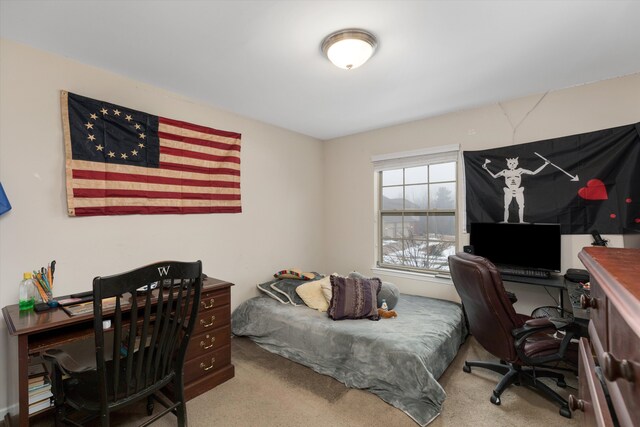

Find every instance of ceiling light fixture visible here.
[321,28,377,70]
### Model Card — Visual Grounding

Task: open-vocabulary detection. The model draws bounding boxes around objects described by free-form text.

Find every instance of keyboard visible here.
[497,265,551,279]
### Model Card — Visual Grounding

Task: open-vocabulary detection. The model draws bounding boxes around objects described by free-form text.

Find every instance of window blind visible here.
[371,144,459,171]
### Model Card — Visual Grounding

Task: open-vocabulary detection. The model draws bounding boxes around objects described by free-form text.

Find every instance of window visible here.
[373,146,458,274]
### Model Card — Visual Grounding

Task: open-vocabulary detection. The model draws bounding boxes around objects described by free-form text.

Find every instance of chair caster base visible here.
[559,405,571,418]
[463,362,471,373]
[490,393,501,405]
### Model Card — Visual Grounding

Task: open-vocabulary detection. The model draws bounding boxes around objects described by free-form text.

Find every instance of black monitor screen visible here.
[469,222,561,272]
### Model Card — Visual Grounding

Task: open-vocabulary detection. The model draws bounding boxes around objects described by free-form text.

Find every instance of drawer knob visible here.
[200,335,216,350]
[568,394,584,412]
[580,294,597,309]
[200,357,216,371]
[200,315,216,328]
[201,298,215,309]
[602,352,635,383]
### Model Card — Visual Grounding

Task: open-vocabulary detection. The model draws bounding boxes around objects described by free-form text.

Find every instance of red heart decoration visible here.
[578,179,608,200]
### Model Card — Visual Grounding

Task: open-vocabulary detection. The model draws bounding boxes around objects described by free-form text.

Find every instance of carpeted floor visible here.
[26,335,582,426]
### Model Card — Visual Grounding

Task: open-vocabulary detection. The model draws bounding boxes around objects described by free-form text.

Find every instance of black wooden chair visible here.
[43,261,203,426]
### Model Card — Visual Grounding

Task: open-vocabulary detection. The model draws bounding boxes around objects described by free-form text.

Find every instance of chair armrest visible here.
[512,318,579,366]
[512,316,574,339]
[512,318,555,339]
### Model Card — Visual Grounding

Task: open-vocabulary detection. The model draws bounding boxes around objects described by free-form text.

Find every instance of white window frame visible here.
[372,144,460,276]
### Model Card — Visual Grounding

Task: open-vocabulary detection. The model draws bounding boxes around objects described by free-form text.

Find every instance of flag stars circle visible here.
[139,133,146,140]
[87,134,96,141]
[131,149,138,156]
[120,153,128,160]
[107,151,116,158]
[84,122,94,130]
[138,143,145,149]
[90,113,98,120]
[100,108,109,115]
[95,144,104,151]
[113,109,121,116]
[125,115,133,122]
[134,123,142,130]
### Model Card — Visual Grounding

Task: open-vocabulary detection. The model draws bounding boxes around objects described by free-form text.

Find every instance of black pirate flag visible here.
[463,122,640,234]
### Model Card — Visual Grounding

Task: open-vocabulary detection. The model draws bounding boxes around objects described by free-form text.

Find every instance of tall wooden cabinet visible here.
[570,247,639,426]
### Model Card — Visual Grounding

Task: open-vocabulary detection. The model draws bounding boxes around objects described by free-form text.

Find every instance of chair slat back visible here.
[92,261,202,410]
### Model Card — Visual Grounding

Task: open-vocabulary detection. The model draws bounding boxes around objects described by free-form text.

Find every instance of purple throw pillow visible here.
[328,275,381,320]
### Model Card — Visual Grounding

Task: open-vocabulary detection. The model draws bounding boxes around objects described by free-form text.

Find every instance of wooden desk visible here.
[570,247,639,426]
[2,276,234,427]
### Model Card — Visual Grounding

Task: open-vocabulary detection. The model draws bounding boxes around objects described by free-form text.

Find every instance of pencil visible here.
[47,266,52,290]
[34,272,50,294]
[42,273,51,292]
[33,280,49,302]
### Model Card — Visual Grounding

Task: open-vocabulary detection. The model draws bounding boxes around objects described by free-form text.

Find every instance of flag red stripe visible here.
[159,117,242,139]
[160,146,240,164]
[160,161,241,176]
[74,205,242,216]
[72,169,240,188]
[158,131,241,151]
[73,188,241,200]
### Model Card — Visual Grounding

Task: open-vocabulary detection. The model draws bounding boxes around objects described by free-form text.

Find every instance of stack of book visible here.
[28,362,52,414]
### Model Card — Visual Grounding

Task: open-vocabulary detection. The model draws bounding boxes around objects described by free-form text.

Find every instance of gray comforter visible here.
[231,293,467,426]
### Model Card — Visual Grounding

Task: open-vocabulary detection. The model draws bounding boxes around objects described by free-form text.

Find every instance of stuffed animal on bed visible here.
[378,308,398,319]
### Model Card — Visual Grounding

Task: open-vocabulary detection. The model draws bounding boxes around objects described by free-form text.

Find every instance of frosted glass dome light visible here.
[321,29,377,70]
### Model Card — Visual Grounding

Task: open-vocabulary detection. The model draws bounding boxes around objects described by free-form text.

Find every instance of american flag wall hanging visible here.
[61,91,241,217]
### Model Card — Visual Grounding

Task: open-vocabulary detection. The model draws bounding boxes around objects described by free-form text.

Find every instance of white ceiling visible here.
[2,0,640,140]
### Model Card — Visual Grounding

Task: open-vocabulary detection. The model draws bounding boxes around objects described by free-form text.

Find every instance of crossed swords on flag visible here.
[483,152,579,181]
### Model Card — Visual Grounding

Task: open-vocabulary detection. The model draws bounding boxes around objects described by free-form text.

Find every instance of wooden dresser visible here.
[181,276,235,400]
[570,247,639,426]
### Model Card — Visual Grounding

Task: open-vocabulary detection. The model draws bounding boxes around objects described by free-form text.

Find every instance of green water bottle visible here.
[19,272,35,311]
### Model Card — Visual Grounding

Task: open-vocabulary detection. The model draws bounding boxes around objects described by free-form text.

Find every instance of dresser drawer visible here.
[186,326,231,361]
[589,278,608,353]
[183,344,231,384]
[604,304,640,427]
[198,288,230,312]
[574,337,614,426]
[192,305,229,336]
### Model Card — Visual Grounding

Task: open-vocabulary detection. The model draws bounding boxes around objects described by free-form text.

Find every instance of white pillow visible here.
[295,279,329,312]
[319,275,335,303]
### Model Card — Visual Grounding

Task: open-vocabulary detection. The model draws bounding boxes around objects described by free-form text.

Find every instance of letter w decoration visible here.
[158,265,171,276]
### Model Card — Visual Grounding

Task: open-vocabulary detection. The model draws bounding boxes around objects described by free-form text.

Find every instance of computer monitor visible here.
[469,222,562,272]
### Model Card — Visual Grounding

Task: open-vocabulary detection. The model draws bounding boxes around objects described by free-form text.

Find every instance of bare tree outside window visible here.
[379,161,456,274]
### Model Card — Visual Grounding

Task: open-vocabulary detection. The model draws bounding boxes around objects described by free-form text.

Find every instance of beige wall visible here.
[1,37,639,416]
[322,72,640,314]
[0,39,325,412]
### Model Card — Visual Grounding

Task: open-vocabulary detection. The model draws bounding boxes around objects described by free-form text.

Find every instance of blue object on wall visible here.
[0,182,12,215]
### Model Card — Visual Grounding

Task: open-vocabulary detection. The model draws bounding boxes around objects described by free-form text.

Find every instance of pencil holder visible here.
[46,292,58,307]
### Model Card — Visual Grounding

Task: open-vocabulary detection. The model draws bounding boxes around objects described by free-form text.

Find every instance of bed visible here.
[231,291,467,426]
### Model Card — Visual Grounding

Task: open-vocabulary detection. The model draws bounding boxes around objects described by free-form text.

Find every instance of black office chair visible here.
[448,252,578,418]
[44,260,203,426]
